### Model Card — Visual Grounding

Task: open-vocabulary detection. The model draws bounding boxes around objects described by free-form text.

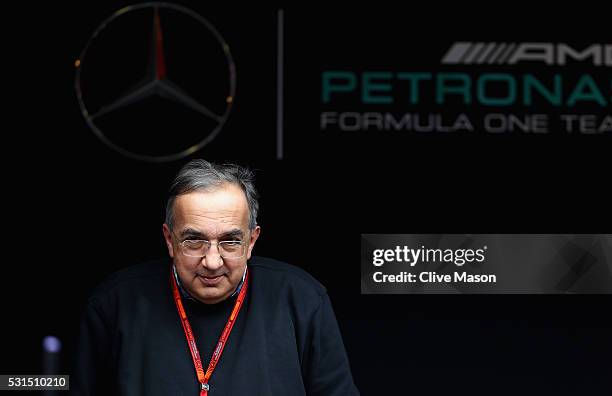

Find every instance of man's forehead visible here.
[175,186,248,211]
[173,186,249,227]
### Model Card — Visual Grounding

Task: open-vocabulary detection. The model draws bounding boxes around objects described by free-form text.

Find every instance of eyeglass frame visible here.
[171,231,249,259]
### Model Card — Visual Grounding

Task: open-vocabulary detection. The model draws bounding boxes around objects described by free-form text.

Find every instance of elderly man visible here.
[72,160,359,395]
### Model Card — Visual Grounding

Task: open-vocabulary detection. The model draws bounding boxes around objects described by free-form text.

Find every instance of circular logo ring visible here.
[75,2,236,162]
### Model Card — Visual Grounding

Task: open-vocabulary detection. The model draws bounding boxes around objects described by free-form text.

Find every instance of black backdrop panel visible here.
[2,2,611,394]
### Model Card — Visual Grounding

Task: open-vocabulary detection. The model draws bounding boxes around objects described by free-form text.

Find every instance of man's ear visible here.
[162,223,175,258]
[246,226,261,260]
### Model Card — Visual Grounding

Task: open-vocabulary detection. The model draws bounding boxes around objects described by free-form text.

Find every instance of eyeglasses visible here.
[175,236,246,259]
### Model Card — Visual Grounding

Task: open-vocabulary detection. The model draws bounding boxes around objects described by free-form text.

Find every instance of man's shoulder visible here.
[89,258,169,303]
[248,256,327,298]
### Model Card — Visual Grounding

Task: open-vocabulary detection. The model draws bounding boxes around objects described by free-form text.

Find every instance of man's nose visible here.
[201,245,223,270]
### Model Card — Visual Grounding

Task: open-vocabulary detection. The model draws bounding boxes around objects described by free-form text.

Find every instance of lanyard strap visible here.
[170,268,249,396]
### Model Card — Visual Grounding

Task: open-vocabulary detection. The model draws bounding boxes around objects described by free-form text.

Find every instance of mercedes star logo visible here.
[75,2,236,162]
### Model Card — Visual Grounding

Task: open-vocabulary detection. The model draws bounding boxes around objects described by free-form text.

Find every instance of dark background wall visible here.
[2,2,611,394]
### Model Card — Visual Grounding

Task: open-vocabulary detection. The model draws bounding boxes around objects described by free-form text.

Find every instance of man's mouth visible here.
[197,274,224,286]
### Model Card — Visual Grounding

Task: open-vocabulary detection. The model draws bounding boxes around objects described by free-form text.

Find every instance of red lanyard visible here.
[170,268,249,396]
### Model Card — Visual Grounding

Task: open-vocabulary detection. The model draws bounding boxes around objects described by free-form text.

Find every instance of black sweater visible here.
[71,256,359,395]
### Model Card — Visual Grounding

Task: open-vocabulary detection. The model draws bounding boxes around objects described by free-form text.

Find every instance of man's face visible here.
[162,184,260,304]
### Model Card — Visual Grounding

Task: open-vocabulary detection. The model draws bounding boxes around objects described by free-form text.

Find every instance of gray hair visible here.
[165,160,259,231]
